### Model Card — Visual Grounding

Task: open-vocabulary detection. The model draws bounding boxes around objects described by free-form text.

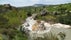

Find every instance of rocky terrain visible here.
[20,14,71,40]
[0,3,71,40]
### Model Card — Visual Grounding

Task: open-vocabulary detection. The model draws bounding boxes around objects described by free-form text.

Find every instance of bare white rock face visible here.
[52,23,71,29]
[22,16,71,32]
[20,14,71,40]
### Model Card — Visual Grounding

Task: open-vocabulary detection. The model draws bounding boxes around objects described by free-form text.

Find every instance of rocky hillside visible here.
[0,3,71,40]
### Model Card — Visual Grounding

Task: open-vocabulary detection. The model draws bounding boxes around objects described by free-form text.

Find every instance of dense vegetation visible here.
[0,3,71,40]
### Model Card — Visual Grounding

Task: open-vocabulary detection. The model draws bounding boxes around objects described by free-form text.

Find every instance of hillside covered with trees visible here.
[0,3,71,40]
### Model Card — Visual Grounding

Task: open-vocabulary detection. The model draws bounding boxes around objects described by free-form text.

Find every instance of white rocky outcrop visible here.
[20,14,71,40]
[52,23,71,29]
[21,15,71,32]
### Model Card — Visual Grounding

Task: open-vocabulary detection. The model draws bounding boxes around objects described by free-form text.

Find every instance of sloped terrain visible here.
[0,3,71,40]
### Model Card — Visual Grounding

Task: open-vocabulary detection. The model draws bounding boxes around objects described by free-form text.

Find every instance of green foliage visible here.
[0,3,71,40]
[0,34,3,40]
[14,31,28,40]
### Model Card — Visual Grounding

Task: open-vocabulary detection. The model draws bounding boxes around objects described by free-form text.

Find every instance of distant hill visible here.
[33,4,47,7]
